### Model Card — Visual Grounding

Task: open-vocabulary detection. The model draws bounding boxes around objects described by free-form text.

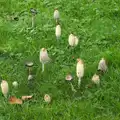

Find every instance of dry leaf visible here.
[9,96,23,105]
[22,95,33,100]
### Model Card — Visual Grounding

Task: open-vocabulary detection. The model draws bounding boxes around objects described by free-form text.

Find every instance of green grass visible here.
[0,0,120,119]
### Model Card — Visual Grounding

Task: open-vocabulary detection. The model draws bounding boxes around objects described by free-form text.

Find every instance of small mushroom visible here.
[30,8,37,27]
[44,94,51,103]
[12,81,18,88]
[65,74,77,92]
[25,61,34,75]
[91,74,100,86]
[98,58,107,73]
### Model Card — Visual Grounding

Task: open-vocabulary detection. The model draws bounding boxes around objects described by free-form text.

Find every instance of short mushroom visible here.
[12,81,18,88]
[91,74,100,86]
[44,94,51,104]
[65,74,77,92]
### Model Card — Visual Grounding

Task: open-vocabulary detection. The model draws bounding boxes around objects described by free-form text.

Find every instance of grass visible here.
[0,0,120,119]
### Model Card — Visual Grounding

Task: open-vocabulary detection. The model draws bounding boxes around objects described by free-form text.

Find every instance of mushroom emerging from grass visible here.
[44,94,51,103]
[1,80,9,98]
[98,58,107,73]
[25,61,34,75]
[54,8,60,23]
[68,33,79,47]
[40,48,51,72]
[65,74,77,92]
[91,74,100,86]
[12,81,18,88]
[55,23,61,40]
[76,58,84,88]
[30,8,37,28]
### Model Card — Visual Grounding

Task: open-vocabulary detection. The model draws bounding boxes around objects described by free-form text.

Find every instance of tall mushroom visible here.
[40,48,51,72]
[1,80,9,98]
[76,58,84,88]
[30,8,37,28]
[54,8,60,23]
[91,74,100,86]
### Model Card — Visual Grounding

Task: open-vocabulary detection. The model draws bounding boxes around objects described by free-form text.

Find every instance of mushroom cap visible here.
[65,74,73,81]
[25,61,34,67]
[30,8,37,14]
[41,48,46,52]
[44,94,51,103]
[77,58,83,64]
[54,8,58,10]
[12,81,18,87]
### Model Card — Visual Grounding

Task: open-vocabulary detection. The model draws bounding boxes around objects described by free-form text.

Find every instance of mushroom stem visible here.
[78,77,81,88]
[56,19,58,23]
[28,67,32,75]
[42,63,44,72]
[32,15,35,28]
[70,83,77,92]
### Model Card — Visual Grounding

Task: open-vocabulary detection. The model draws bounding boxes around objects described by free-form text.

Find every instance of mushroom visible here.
[91,74,100,86]
[54,8,60,23]
[12,81,18,88]
[44,94,51,103]
[25,61,34,75]
[55,23,61,40]
[40,48,51,72]
[76,58,84,88]
[30,8,37,27]
[98,58,107,73]
[68,33,79,47]
[1,80,9,98]
[65,74,77,92]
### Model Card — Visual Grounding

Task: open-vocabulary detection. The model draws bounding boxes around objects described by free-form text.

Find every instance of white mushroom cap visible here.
[12,81,18,88]
[65,74,73,81]
[25,62,34,67]
[44,94,51,103]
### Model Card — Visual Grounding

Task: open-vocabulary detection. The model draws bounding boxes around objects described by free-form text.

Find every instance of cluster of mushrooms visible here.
[0,8,107,104]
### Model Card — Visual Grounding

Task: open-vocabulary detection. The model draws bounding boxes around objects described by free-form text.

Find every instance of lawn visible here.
[0,0,120,119]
